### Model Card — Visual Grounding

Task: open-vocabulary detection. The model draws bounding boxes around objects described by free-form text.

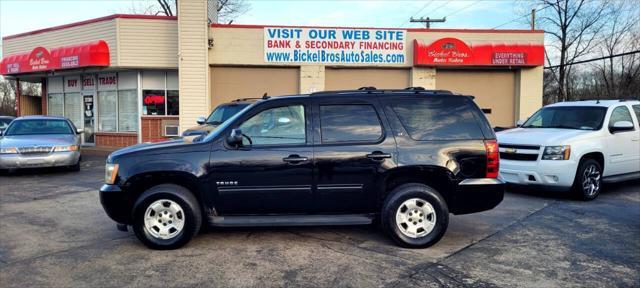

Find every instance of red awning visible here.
[0,40,110,75]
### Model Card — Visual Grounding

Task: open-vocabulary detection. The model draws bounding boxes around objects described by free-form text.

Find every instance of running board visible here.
[208,214,375,227]
[603,172,640,184]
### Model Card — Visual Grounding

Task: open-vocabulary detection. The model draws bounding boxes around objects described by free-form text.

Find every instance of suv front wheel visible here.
[381,183,449,248]
[573,158,603,201]
[132,184,202,250]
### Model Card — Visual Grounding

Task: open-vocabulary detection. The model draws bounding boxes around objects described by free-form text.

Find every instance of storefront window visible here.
[98,91,117,132]
[167,90,179,115]
[142,71,178,116]
[118,90,138,132]
[48,93,64,116]
[143,90,166,115]
[64,92,82,128]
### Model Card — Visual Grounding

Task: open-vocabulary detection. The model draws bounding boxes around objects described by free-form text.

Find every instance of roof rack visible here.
[231,97,262,102]
[310,87,458,96]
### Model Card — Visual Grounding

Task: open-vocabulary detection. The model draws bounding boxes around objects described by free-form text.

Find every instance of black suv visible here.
[181,98,259,137]
[100,88,504,249]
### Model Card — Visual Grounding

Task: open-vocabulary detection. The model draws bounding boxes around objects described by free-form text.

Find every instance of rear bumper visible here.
[0,151,80,169]
[99,184,133,224]
[450,178,505,215]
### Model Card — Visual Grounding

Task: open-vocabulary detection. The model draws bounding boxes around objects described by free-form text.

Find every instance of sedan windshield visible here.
[206,104,249,125]
[4,119,73,135]
[523,106,607,130]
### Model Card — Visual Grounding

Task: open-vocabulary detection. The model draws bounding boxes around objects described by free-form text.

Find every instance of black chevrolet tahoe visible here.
[100,88,504,250]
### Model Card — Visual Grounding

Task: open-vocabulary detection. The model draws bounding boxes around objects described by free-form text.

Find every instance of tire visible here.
[381,183,449,248]
[132,184,202,250]
[68,161,80,172]
[573,158,603,201]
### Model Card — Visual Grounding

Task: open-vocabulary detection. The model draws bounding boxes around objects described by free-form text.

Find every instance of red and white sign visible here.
[0,40,110,75]
[97,73,117,90]
[82,75,95,90]
[64,76,81,92]
[414,38,544,67]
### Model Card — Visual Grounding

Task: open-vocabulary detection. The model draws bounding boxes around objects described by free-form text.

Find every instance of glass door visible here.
[83,94,95,145]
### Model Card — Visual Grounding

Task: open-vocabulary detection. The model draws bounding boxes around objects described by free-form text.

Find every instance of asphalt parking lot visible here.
[0,154,638,287]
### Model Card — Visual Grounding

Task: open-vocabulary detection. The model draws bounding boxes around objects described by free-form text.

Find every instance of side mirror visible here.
[76,128,84,134]
[226,128,244,147]
[196,116,206,125]
[0,130,3,136]
[610,120,634,133]
[515,119,526,127]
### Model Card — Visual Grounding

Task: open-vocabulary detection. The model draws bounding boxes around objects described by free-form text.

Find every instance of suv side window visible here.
[390,96,483,140]
[632,105,640,128]
[608,106,634,129]
[320,104,383,143]
[238,105,306,145]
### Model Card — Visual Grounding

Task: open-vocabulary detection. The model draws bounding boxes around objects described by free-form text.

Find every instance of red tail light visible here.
[484,140,499,178]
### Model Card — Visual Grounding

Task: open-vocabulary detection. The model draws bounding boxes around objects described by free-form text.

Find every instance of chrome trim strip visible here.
[459,178,505,185]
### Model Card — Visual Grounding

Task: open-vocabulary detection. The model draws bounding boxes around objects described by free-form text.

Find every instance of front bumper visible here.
[99,184,133,224]
[0,151,80,169]
[499,159,577,191]
[451,178,505,215]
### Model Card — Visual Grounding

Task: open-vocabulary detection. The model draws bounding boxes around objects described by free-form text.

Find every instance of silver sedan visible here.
[0,116,82,171]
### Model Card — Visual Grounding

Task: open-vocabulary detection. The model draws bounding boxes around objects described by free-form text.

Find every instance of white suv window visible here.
[608,106,634,129]
[632,105,640,128]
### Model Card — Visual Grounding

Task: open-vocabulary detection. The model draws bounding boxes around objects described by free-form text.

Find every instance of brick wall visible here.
[141,116,179,143]
[95,133,138,147]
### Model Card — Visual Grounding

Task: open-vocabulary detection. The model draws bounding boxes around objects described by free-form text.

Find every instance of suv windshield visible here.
[206,104,250,125]
[4,119,73,135]
[523,106,607,130]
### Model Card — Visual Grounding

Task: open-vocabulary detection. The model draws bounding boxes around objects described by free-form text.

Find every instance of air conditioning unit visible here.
[164,125,179,137]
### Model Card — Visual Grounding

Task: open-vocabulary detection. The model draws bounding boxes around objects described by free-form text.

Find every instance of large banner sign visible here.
[264,27,406,65]
[413,38,544,67]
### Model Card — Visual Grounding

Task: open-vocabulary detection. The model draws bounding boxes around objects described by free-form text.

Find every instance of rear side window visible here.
[320,104,383,143]
[390,97,484,140]
[633,105,640,127]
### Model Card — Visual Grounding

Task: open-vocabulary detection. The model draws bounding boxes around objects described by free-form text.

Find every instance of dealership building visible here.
[0,0,544,147]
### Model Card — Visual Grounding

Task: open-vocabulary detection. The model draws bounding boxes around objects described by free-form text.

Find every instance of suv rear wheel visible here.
[132,184,202,249]
[381,183,449,248]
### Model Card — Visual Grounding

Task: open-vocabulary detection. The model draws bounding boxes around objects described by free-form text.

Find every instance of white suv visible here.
[496,100,640,200]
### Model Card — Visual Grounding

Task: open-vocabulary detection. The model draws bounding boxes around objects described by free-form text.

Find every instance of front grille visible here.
[499,143,540,161]
[500,152,538,161]
[18,146,53,154]
[499,144,541,150]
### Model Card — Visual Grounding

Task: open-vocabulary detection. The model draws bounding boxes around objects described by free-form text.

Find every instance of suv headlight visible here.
[0,147,18,154]
[105,163,119,184]
[542,145,571,160]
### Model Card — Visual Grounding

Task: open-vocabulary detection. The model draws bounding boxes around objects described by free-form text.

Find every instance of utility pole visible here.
[410,17,446,29]
[531,9,536,30]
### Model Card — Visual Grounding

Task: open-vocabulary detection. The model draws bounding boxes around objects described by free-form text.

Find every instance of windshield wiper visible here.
[206,121,222,125]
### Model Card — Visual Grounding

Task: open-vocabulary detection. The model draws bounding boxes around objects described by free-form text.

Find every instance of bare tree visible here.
[593,1,640,99]
[0,78,16,116]
[537,0,610,102]
[148,0,249,23]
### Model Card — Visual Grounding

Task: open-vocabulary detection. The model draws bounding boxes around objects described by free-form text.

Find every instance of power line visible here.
[400,0,434,28]
[430,0,454,15]
[544,50,640,69]
[492,4,550,29]
[444,0,482,18]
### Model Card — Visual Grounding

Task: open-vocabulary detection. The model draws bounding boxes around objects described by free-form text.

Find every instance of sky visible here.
[0,0,541,56]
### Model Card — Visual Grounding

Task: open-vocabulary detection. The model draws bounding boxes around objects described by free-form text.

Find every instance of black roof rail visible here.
[309,88,459,96]
[232,97,262,102]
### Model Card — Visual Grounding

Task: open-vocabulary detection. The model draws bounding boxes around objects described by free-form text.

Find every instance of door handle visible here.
[366,151,392,161]
[283,154,308,164]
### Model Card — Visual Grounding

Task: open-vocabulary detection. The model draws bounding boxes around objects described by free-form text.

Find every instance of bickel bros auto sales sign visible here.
[264,27,406,65]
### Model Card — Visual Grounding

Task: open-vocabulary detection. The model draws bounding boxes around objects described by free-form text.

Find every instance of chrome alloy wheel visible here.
[144,199,185,240]
[582,164,601,197]
[395,198,436,238]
